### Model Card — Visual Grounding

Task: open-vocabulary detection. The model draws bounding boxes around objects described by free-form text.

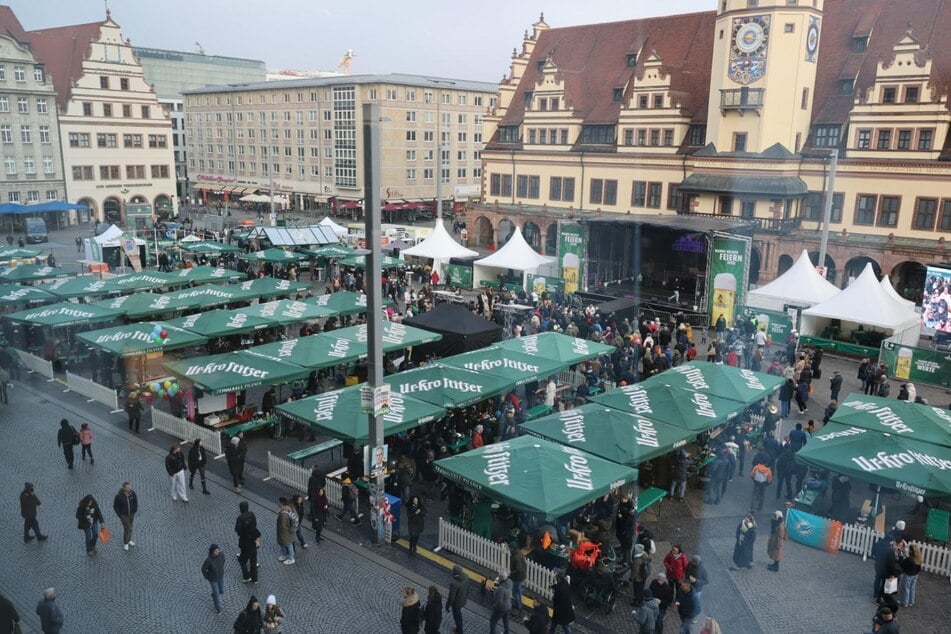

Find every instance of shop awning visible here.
[180,241,243,254]
[238,248,307,264]
[163,283,260,309]
[680,173,808,197]
[276,386,445,443]
[167,266,247,285]
[335,321,442,352]
[590,382,746,432]
[164,349,311,395]
[0,264,76,283]
[309,291,394,316]
[440,345,566,386]
[0,284,57,307]
[826,393,951,449]
[234,277,311,300]
[5,301,122,328]
[433,436,639,520]
[644,362,784,406]
[237,300,333,326]
[522,404,693,467]
[246,332,367,369]
[384,363,514,409]
[496,332,614,365]
[261,226,339,247]
[91,292,199,320]
[34,276,117,299]
[166,308,274,337]
[76,322,207,357]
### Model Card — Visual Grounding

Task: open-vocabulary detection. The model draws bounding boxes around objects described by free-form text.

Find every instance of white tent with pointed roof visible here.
[401,221,478,260]
[801,263,921,345]
[881,274,916,310]
[473,226,556,288]
[747,249,840,310]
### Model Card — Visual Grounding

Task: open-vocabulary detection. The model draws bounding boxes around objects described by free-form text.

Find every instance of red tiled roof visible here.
[0,5,30,47]
[27,20,103,110]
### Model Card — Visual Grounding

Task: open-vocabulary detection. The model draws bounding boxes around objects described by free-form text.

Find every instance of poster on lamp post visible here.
[558,221,585,294]
[708,235,750,328]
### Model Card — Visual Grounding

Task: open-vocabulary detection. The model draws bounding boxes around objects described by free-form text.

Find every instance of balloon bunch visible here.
[150,324,169,345]
[148,379,180,400]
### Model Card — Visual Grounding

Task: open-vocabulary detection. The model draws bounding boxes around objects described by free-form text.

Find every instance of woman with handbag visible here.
[263,595,285,632]
[75,495,105,557]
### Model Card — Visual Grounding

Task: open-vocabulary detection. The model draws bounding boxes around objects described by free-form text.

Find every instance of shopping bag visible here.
[883,576,898,594]
[99,525,111,545]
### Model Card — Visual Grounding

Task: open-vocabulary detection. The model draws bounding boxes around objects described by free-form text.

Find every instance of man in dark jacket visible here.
[648,574,674,634]
[112,482,139,550]
[201,544,226,613]
[446,564,468,633]
[788,423,809,452]
[550,572,575,632]
[187,439,210,494]
[165,443,188,502]
[524,597,550,634]
[675,579,700,633]
[774,445,796,500]
[509,544,528,615]
[616,492,638,563]
[235,501,261,584]
[307,466,325,520]
[233,595,264,634]
[56,419,77,469]
[632,588,660,634]
[35,588,63,634]
[0,590,20,633]
[225,437,243,493]
[829,370,843,402]
[823,400,839,426]
[669,450,691,502]
[19,482,47,543]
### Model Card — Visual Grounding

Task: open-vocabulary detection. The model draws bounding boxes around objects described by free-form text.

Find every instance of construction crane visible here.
[337,49,355,75]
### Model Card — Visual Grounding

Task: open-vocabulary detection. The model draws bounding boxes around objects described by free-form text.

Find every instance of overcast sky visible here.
[9,0,713,82]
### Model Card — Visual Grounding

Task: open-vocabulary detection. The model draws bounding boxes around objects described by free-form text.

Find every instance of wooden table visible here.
[222,417,278,437]
[288,438,343,464]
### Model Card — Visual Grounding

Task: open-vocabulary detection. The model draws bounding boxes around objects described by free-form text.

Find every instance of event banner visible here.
[880,340,951,387]
[526,274,566,296]
[446,264,473,290]
[740,305,794,342]
[708,235,749,328]
[785,508,843,553]
[557,222,585,294]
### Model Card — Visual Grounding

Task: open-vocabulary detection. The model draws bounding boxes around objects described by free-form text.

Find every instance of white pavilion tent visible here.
[747,250,840,311]
[473,226,556,288]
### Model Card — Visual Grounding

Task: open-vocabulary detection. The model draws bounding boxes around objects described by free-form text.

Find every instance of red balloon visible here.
[160,330,168,339]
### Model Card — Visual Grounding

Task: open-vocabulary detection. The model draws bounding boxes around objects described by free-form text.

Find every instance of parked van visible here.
[25,218,47,243]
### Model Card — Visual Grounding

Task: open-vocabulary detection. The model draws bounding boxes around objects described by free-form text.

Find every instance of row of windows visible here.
[788,191,951,232]
[80,102,152,119]
[405,130,480,143]
[5,190,59,204]
[190,90,494,108]
[67,132,168,149]
[97,76,134,91]
[496,125,707,148]
[527,128,570,145]
[405,149,480,162]
[0,124,51,144]
[70,164,171,181]
[0,65,44,84]
[0,95,48,114]
[2,156,56,175]
[404,167,468,183]
[855,128,933,151]
[622,128,676,147]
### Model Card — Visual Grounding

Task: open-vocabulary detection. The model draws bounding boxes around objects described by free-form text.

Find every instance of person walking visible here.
[489,571,512,634]
[35,588,63,634]
[20,482,48,543]
[422,586,442,634]
[112,482,138,551]
[0,590,20,634]
[685,555,708,613]
[263,595,285,632]
[446,564,468,633]
[732,514,757,569]
[778,377,794,419]
[767,510,787,571]
[648,574,675,634]
[406,495,426,555]
[235,431,248,487]
[233,596,264,633]
[674,579,700,634]
[75,494,105,557]
[749,461,773,512]
[774,444,795,500]
[276,498,298,565]
[165,443,189,502]
[201,544,226,614]
[400,586,422,634]
[225,437,243,493]
[78,423,94,464]
[549,570,575,633]
[525,597,551,634]
[334,477,361,525]
[509,543,528,615]
[829,370,843,402]
[56,419,78,469]
[291,494,309,551]
[188,439,211,495]
[125,393,143,433]
[669,450,691,502]
[234,501,260,584]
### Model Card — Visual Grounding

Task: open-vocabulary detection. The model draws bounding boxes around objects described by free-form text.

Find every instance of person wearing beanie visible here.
[632,586,660,634]
[767,511,787,572]
[446,564,469,634]
[112,482,138,551]
[225,436,243,493]
[56,418,78,469]
[200,544,225,614]
[20,482,48,543]
[233,595,263,634]
[648,573,674,633]
[628,543,651,608]
[78,423,94,464]
[263,594,285,632]
[234,501,260,584]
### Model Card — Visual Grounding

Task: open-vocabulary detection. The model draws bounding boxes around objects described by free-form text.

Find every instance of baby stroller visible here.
[580,558,619,614]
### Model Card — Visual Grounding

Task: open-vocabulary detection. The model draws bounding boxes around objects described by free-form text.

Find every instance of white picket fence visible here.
[264,451,310,492]
[837,521,951,577]
[64,371,120,412]
[19,350,53,380]
[148,408,223,457]
[557,369,585,388]
[326,477,343,509]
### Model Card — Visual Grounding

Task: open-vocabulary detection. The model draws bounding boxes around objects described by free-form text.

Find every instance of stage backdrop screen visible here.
[921,265,951,333]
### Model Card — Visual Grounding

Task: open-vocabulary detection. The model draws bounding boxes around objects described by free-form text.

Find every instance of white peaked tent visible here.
[473,226,556,287]
[317,216,348,237]
[401,222,478,260]
[881,275,916,310]
[801,263,921,345]
[747,250,840,310]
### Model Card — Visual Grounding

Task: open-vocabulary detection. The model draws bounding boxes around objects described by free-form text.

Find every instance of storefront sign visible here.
[880,340,951,387]
[708,235,750,328]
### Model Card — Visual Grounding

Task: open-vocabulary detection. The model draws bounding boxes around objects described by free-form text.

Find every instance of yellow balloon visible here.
[163,380,172,389]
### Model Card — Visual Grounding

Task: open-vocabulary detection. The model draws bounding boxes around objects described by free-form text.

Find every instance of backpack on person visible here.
[287,509,299,531]
[751,464,772,483]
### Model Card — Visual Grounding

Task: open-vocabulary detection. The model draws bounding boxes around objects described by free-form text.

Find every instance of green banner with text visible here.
[446,264,472,290]
[708,235,749,328]
[740,305,794,343]
[880,340,951,388]
[557,222,585,294]
[526,274,566,296]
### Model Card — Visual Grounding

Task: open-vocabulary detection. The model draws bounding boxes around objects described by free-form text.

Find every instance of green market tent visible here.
[648,362,784,406]
[0,247,41,259]
[5,301,121,328]
[827,393,951,449]
[35,276,118,299]
[338,254,404,269]
[167,266,247,285]
[301,244,358,259]
[440,345,566,386]
[590,382,746,432]
[310,291,393,316]
[276,386,445,443]
[0,284,56,307]
[239,248,307,264]
[164,349,311,395]
[385,363,514,408]
[180,241,242,254]
[166,308,274,337]
[103,271,180,293]
[76,322,207,357]
[238,300,333,326]
[91,292,197,320]
[335,321,442,351]
[163,283,260,309]
[235,276,311,300]
[521,404,693,467]
[0,264,76,283]
[246,333,367,369]
[433,436,639,520]
[795,422,951,499]
[496,332,614,365]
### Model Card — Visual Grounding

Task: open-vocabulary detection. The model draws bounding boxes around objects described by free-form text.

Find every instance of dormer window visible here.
[523,91,533,109]
[852,36,869,53]
[550,97,559,111]
[653,94,664,108]
[537,60,546,72]
[905,87,919,104]
[638,95,649,108]
[626,54,638,68]
[612,88,624,102]
[538,98,547,111]
[838,79,854,95]
[882,87,896,104]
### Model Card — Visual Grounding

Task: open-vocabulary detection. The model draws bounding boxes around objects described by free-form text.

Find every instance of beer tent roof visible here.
[0,247,41,259]
[234,276,311,300]
[163,283,260,309]
[76,322,207,357]
[164,349,311,395]
[166,266,247,285]
[180,241,243,254]
[0,264,75,282]
[35,276,117,299]
[301,244,358,259]
[91,292,198,320]
[337,254,404,269]
[590,381,746,432]
[246,332,367,369]
[827,393,951,449]
[5,301,121,328]
[166,309,274,337]
[238,300,333,326]
[440,345,566,386]
[238,248,307,264]
[103,271,180,293]
[334,321,443,352]
[0,283,56,307]
[649,362,784,406]
[496,332,614,365]
[521,404,693,467]
[276,386,445,443]
[385,363,514,408]
[433,436,639,520]
[309,291,394,316]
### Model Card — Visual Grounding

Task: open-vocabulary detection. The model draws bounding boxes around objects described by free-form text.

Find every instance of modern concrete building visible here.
[182,74,497,212]
[477,1,951,297]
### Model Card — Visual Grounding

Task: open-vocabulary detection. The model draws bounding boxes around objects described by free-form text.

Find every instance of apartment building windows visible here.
[72,165,94,181]
[123,134,143,148]
[150,165,170,178]
[913,197,937,230]
[97,133,117,148]
[99,75,109,89]
[19,125,30,143]
[549,176,575,202]
[36,98,47,114]
[918,130,934,151]
[854,194,876,225]
[99,165,120,180]
[877,130,891,150]
[16,97,27,113]
[897,130,912,150]
[23,157,34,173]
[856,129,871,149]
[42,156,53,174]
[68,132,90,147]
[516,175,540,199]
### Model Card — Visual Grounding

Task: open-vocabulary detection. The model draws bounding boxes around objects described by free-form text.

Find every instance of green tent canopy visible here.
[522,404,692,467]
[0,284,56,307]
[76,322,207,357]
[649,362,784,406]
[440,346,566,386]
[238,300,333,326]
[239,248,307,264]
[0,264,76,283]
[433,436,639,520]
[496,332,614,365]
[276,386,445,443]
[301,244,357,259]
[0,247,42,259]
[34,276,118,299]
[5,301,122,328]
[335,321,442,351]
[385,363,513,408]
[180,241,242,254]
[827,393,951,449]
[590,382,746,432]
[235,277,311,300]
[163,283,260,309]
[338,254,404,269]
[166,308,274,337]
[164,349,311,395]
[795,422,951,499]
[246,333,367,369]
[167,266,247,285]
[310,291,393,316]
[91,292,197,320]
[104,271,179,292]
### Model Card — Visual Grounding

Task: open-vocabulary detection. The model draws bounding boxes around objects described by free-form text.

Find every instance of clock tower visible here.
[706,0,824,153]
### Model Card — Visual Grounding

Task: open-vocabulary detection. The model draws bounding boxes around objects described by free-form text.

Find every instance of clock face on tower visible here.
[728,15,771,85]
[805,16,820,63]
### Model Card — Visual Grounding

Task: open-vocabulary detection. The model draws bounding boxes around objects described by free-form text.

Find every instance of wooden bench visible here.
[926,508,950,544]
[287,438,343,464]
[222,417,278,437]
[637,487,667,513]
[525,404,553,420]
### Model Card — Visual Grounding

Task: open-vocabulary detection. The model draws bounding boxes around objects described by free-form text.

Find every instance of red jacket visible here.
[663,550,688,581]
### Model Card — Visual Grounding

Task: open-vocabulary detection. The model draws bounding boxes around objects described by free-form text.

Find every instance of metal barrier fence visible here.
[64,371,120,412]
[148,409,223,458]
[19,350,53,380]
[264,451,310,492]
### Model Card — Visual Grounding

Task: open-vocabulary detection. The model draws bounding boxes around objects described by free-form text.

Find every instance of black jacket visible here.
[165,450,186,476]
[235,511,261,549]
[56,424,77,447]
[112,490,138,517]
[201,551,225,582]
[187,444,207,470]
[75,500,104,530]
[0,593,19,634]
[525,603,551,634]
[225,443,242,467]
[19,489,39,519]
[423,597,442,634]
[233,599,264,634]
[307,471,325,499]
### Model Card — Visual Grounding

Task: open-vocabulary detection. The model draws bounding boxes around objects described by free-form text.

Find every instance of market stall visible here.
[334,321,443,353]
[589,382,747,432]
[76,322,207,384]
[746,249,840,311]
[103,271,180,293]
[238,248,308,265]
[166,308,274,339]
[237,300,333,327]
[245,332,367,369]
[0,284,56,309]
[0,264,75,283]
[384,363,514,409]
[163,283,260,310]
[336,254,404,269]
[309,291,394,316]
[90,292,200,321]
[495,331,614,365]
[34,276,116,300]
[440,344,565,386]
[180,241,243,255]
[653,362,784,406]
[235,277,311,300]
[825,393,951,448]
[167,265,247,285]
[403,303,504,357]
[472,226,556,289]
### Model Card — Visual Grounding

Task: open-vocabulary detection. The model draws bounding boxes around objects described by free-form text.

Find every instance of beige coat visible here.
[767,520,787,561]
[276,508,297,546]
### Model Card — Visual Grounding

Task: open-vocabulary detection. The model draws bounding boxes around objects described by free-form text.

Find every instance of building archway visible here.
[77,197,97,217]
[473,216,493,248]
[154,194,172,215]
[807,251,837,283]
[103,197,122,223]
[749,246,762,285]
[889,260,926,304]
[777,253,794,277]
[843,255,881,283]
[523,221,542,251]
[545,223,558,256]
[497,218,515,246]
